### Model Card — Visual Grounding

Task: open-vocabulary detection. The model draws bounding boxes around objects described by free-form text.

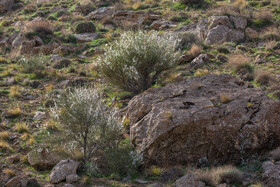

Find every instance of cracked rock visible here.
[127,74,280,167]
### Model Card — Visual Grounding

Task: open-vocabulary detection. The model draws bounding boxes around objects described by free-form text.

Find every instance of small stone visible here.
[63,184,75,187]
[254,55,266,64]
[160,167,184,183]
[175,173,205,187]
[4,77,17,86]
[66,174,80,183]
[135,179,148,184]
[33,111,47,120]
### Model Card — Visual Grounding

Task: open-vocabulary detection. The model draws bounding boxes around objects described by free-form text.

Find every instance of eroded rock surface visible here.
[127,74,280,167]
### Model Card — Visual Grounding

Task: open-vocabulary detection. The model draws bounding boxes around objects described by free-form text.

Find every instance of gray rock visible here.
[160,168,184,183]
[74,33,99,42]
[66,174,80,183]
[4,77,17,86]
[53,59,71,69]
[33,111,47,120]
[254,55,266,64]
[190,54,210,69]
[86,7,114,20]
[28,148,62,170]
[63,184,76,187]
[208,16,233,30]
[262,161,280,187]
[0,0,14,12]
[127,74,280,166]
[206,25,244,45]
[176,173,205,187]
[230,16,247,30]
[50,159,79,184]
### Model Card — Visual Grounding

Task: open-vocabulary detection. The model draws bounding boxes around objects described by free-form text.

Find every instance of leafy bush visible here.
[51,87,142,176]
[75,21,96,34]
[104,139,143,177]
[52,88,122,162]
[19,55,49,78]
[99,31,181,93]
[180,0,209,8]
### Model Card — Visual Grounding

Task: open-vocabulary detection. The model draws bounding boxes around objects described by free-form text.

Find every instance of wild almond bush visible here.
[99,31,181,94]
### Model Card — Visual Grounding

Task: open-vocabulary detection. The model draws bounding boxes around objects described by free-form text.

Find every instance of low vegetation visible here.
[99,31,181,93]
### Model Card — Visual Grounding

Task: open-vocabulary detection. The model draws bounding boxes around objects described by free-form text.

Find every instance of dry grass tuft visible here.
[15,123,29,133]
[255,69,273,86]
[7,106,22,117]
[0,140,10,150]
[228,54,254,76]
[196,165,243,185]
[2,168,16,177]
[189,44,202,59]
[9,85,21,98]
[25,19,52,35]
[219,93,232,103]
[0,131,9,141]
[233,0,248,10]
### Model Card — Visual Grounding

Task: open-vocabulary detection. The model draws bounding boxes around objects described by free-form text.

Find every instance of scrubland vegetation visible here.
[0,0,280,186]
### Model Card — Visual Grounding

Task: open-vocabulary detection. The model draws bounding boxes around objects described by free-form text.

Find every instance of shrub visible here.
[233,0,248,11]
[51,87,142,176]
[179,0,208,8]
[0,131,9,141]
[19,55,48,78]
[52,87,122,162]
[255,69,272,86]
[104,140,143,177]
[75,21,96,34]
[25,19,53,35]
[15,123,29,133]
[253,11,273,28]
[216,166,243,184]
[228,54,254,81]
[99,31,181,93]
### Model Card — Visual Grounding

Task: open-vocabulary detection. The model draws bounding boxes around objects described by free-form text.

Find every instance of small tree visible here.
[51,88,122,163]
[99,31,181,94]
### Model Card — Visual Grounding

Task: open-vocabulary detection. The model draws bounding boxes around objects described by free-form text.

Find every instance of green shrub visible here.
[51,88,142,177]
[179,0,209,8]
[74,21,96,34]
[104,139,143,177]
[99,31,181,93]
[52,88,122,162]
[19,55,49,78]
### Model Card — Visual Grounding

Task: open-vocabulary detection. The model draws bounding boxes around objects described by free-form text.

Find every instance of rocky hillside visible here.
[0,0,280,186]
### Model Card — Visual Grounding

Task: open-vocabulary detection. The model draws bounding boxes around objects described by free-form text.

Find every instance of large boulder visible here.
[177,16,246,45]
[27,148,62,170]
[50,159,80,184]
[127,74,280,167]
[262,161,280,187]
[205,25,244,45]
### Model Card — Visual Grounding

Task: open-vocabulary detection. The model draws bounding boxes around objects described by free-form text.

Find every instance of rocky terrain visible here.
[0,0,280,186]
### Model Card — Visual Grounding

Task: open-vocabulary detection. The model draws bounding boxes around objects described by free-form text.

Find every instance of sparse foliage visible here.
[19,55,49,78]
